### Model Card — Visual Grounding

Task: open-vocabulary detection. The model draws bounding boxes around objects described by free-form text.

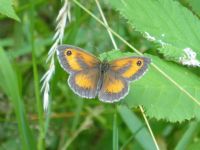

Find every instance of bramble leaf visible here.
[108,0,200,66]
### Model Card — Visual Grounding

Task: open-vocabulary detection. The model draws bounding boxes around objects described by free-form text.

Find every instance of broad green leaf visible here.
[126,54,200,122]
[0,0,20,21]
[187,0,200,17]
[108,0,200,66]
[100,50,200,122]
[118,105,157,150]
[0,48,35,150]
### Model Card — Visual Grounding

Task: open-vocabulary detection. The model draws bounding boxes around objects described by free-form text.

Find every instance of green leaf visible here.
[157,44,185,62]
[108,0,200,66]
[0,47,36,150]
[100,50,200,122]
[126,54,200,122]
[187,0,200,17]
[0,0,20,21]
[118,105,157,150]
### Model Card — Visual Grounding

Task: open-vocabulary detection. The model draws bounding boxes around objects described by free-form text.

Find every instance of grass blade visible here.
[175,121,199,150]
[29,0,45,149]
[118,105,157,150]
[0,47,36,150]
[113,109,119,150]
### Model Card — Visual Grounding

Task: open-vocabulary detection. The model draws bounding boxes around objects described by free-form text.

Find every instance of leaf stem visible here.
[95,0,118,49]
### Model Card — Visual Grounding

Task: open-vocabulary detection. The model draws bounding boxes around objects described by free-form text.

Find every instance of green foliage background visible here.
[0,0,200,149]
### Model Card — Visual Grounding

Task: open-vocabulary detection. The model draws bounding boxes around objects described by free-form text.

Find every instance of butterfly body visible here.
[100,61,110,73]
[57,45,151,103]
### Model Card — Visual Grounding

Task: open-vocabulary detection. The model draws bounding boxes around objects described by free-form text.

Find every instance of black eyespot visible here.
[137,60,142,66]
[66,50,72,56]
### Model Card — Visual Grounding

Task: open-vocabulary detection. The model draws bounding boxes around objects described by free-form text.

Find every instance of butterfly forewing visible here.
[110,56,151,81]
[57,45,100,74]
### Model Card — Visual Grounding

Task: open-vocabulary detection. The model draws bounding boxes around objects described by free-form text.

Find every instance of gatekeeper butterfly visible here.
[57,45,151,103]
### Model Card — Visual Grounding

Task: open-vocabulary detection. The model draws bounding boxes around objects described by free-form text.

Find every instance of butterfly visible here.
[56,45,151,103]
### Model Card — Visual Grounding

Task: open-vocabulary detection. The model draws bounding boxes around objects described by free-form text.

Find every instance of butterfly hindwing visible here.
[68,68,100,99]
[98,70,128,102]
[57,45,100,74]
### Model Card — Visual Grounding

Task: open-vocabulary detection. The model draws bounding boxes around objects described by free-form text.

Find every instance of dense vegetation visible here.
[0,0,200,149]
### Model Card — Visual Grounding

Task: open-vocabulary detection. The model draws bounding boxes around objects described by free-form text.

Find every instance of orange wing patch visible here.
[110,57,150,81]
[57,45,100,73]
[98,72,128,102]
[64,48,98,71]
[101,72,125,94]
[105,78,124,93]
[75,73,95,89]
[64,49,82,71]
[68,68,100,99]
